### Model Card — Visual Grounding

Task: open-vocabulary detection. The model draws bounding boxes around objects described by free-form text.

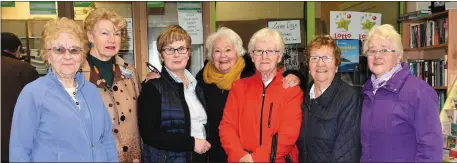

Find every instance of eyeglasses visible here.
[365,49,395,56]
[47,46,82,55]
[161,47,189,55]
[252,49,281,56]
[309,56,334,63]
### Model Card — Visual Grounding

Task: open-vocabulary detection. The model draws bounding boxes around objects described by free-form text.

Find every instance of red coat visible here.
[219,69,303,162]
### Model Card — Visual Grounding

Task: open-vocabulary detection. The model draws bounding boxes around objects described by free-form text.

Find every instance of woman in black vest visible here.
[138,25,210,163]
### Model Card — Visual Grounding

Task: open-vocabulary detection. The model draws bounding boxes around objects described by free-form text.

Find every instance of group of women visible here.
[9,7,442,163]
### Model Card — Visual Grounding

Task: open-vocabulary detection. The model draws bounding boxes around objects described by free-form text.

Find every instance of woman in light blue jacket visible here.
[9,17,118,162]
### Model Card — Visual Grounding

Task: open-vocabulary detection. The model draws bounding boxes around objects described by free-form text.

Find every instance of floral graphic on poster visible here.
[336,12,351,31]
[330,11,356,39]
[330,11,382,40]
[359,12,382,40]
[361,13,377,30]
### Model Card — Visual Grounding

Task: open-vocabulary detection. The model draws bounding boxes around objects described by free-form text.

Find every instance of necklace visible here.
[66,78,80,110]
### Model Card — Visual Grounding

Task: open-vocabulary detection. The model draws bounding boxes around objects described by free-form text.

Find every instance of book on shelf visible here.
[408,17,449,49]
[408,58,447,87]
[398,10,431,21]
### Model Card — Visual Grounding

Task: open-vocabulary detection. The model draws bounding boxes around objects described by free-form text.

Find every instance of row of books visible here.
[408,57,448,87]
[398,10,431,21]
[409,18,449,48]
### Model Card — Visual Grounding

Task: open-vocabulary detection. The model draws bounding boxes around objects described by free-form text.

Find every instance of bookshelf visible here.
[401,9,456,94]
[2,19,51,75]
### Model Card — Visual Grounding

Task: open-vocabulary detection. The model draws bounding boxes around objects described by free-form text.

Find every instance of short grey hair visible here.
[205,27,245,61]
[248,28,285,54]
[363,24,404,57]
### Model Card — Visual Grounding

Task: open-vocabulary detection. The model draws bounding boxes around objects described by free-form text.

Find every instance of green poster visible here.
[177,1,202,13]
[147,2,164,8]
[74,2,93,7]
[30,2,56,15]
[1,1,15,7]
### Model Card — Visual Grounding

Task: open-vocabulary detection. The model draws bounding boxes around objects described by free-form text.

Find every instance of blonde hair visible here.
[363,24,403,57]
[156,25,192,54]
[248,28,285,54]
[84,8,127,40]
[305,35,342,66]
[40,17,88,64]
[205,27,245,61]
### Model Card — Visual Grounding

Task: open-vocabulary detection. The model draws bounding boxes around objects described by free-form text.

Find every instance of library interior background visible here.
[1,1,457,162]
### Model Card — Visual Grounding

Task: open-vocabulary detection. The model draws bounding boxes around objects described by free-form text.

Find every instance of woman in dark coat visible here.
[296,35,361,163]
[138,25,210,163]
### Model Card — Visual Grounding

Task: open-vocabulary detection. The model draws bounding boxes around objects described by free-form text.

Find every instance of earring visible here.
[89,42,94,48]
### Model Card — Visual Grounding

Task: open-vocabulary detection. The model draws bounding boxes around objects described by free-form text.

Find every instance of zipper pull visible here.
[268,103,273,128]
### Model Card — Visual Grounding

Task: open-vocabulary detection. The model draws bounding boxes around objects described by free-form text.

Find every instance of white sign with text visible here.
[268,20,301,44]
[178,12,203,44]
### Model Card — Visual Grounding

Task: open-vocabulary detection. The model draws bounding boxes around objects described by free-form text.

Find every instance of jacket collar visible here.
[304,73,343,108]
[161,66,184,89]
[1,51,19,60]
[252,68,283,87]
[47,68,86,91]
[362,62,410,96]
[81,55,128,88]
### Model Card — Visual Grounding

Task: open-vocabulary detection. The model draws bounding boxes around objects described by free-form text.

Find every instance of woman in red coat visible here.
[219,27,303,162]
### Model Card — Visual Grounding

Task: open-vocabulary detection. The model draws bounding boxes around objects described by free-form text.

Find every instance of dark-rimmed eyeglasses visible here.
[309,56,334,63]
[365,49,395,56]
[161,47,189,55]
[47,46,82,55]
[252,49,281,56]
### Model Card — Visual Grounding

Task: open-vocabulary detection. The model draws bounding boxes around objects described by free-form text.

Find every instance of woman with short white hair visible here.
[360,24,442,162]
[195,27,305,162]
[219,27,303,162]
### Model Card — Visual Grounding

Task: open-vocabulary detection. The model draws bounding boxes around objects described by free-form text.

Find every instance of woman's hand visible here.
[194,138,211,154]
[282,74,300,88]
[239,154,253,162]
[144,72,161,82]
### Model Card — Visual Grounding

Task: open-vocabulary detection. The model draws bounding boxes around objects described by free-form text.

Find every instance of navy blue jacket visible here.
[138,66,207,163]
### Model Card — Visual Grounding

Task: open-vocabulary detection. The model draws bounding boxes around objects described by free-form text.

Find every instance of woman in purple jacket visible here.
[360,24,442,162]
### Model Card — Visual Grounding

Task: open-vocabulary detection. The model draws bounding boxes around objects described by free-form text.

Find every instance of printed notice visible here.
[268,20,301,44]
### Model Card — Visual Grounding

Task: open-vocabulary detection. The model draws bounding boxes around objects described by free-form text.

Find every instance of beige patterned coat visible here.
[81,55,142,162]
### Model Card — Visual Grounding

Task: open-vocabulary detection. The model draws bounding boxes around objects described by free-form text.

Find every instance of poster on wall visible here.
[336,39,359,72]
[283,45,301,70]
[1,1,15,7]
[29,2,56,15]
[74,2,93,20]
[177,2,203,44]
[120,18,134,51]
[268,20,301,44]
[330,11,381,40]
[358,12,382,40]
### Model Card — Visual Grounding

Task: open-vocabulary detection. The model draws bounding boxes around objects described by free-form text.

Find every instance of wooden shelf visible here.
[433,86,448,90]
[402,10,449,23]
[404,43,448,51]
